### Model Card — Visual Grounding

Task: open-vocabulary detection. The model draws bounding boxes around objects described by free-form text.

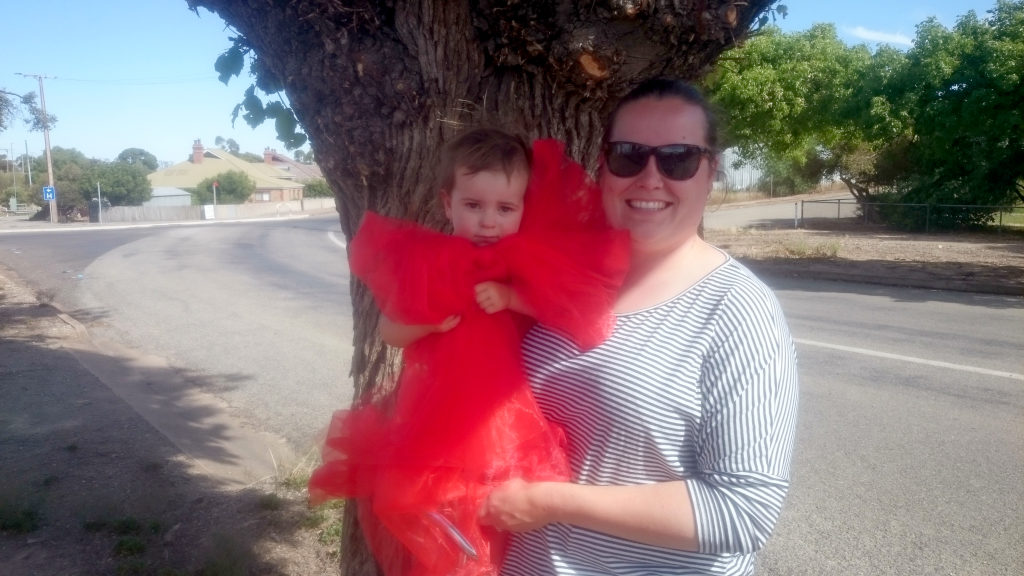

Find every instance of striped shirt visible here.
[502,258,799,575]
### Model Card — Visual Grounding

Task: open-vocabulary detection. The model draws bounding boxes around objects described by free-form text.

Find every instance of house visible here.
[147,140,304,203]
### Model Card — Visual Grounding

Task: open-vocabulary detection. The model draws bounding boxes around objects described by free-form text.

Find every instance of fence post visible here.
[925,205,930,233]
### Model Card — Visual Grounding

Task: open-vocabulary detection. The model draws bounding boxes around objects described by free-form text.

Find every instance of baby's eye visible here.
[499,205,518,214]
[464,201,480,209]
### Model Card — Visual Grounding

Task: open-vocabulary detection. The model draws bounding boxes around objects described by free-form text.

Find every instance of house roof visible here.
[148,146,303,191]
[151,187,192,198]
[263,149,324,182]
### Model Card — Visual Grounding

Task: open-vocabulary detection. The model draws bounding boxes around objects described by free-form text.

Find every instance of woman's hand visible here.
[479,478,552,533]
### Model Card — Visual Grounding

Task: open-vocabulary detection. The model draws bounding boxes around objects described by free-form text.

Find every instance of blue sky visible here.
[1,0,999,166]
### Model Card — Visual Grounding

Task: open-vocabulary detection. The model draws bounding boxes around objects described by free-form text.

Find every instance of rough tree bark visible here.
[186,1,776,573]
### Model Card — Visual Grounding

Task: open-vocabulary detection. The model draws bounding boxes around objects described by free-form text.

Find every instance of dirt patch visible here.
[1,221,1021,576]
[0,270,342,576]
[706,219,1024,296]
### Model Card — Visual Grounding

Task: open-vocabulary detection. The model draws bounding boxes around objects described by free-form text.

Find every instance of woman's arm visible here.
[481,478,700,551]
[379,314,460,348]
[482,288,799,554]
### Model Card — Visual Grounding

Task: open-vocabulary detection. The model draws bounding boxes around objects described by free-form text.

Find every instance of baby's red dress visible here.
[308,139,629,575]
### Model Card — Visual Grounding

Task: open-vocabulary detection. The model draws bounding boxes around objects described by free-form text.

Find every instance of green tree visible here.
[706,2,1024,229]
[705,24,878,197]
[1,89,56,135]
[890,2,1024,227]
[236,151,263,163]
[95,162,152,206]
[191,170,255,204]
[302,178,331,198]
[186,1,782,571]
[214,135,240,153]
[46,147,94,213]
[116,148,159,172]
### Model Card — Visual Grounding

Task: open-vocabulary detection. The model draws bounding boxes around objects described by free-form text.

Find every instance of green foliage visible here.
[0,90,15,133]
[47,147,95,210]
[235,152,263,163]
[214,136,240,154]
[890,1,1024,226]
[0,89,55,135]
[705,1,1024,230]
[1,166,33,208]
[215,37,308,150]
[32,148,151,209]
[116,148,158,172]
[96,163,152,206]
[302,178,332,198]
[706,24,875,189]
[192,171,256,204]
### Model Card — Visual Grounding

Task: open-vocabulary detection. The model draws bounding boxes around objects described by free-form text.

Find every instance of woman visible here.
[480,78,800,575]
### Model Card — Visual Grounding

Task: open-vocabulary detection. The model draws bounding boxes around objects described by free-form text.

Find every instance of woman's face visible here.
[600,96,717,256]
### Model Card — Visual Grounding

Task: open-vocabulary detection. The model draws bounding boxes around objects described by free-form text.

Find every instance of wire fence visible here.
[800,198,1023,232]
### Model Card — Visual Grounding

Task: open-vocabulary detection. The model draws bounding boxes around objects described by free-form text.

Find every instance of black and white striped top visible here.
[502,258,799,576]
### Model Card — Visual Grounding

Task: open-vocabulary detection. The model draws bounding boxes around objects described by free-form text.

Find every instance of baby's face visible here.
[443,167,527,245]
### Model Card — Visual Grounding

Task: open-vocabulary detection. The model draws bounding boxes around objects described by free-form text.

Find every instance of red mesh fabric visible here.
[308,139,629,575]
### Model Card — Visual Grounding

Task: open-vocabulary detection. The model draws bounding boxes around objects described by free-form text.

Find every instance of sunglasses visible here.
[604,141,713,181]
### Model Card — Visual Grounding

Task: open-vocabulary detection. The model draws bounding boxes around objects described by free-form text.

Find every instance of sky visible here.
[1,0,1000,167]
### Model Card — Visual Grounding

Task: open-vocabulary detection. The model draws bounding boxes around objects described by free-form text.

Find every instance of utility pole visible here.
[16,73,56,223]
[25,141,32,186]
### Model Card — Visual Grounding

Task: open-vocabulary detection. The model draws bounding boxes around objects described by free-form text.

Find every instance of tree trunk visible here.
[186,1,776,573]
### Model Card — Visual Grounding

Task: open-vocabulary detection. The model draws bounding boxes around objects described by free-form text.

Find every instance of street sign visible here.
[42,186,56,201]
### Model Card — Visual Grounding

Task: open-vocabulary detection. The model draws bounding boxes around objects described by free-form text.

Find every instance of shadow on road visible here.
[0,297,336,574]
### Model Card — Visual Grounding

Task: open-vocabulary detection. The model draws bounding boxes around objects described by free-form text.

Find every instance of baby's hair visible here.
[436,127,531,194]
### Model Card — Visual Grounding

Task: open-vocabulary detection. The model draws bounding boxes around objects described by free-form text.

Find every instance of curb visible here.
[740,259,1024,297]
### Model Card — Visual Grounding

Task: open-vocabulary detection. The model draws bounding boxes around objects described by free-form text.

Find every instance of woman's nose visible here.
[636,155,662,186]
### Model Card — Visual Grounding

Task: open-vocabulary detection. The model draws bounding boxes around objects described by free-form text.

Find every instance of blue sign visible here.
[42,186,56,201]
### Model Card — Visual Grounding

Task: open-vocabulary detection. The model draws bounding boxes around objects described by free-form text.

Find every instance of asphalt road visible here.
[0,215,354,455]
[757,277,1023,575]
[1,213,1021,574]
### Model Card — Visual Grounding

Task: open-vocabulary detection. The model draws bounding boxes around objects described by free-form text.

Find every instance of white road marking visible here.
[328,230,346,249]
[795,338,1024,381]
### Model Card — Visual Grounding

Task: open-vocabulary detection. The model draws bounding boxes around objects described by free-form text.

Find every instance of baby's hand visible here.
[475,282,512,314]
[434,315,461,333]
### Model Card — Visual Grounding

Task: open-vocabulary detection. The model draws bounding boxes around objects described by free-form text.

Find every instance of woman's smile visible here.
[626,199,670,211]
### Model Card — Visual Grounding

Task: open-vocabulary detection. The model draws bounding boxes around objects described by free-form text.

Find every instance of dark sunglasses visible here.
[604,141,713,181]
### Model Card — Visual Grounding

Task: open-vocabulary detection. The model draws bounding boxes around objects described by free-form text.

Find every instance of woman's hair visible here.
[436,127,531,194]
[603,78,720,153]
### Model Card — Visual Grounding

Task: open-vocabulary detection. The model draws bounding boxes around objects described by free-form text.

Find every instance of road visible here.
[0,215,354,456]
[759,277,1023,575]
[1,213,1021,574]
